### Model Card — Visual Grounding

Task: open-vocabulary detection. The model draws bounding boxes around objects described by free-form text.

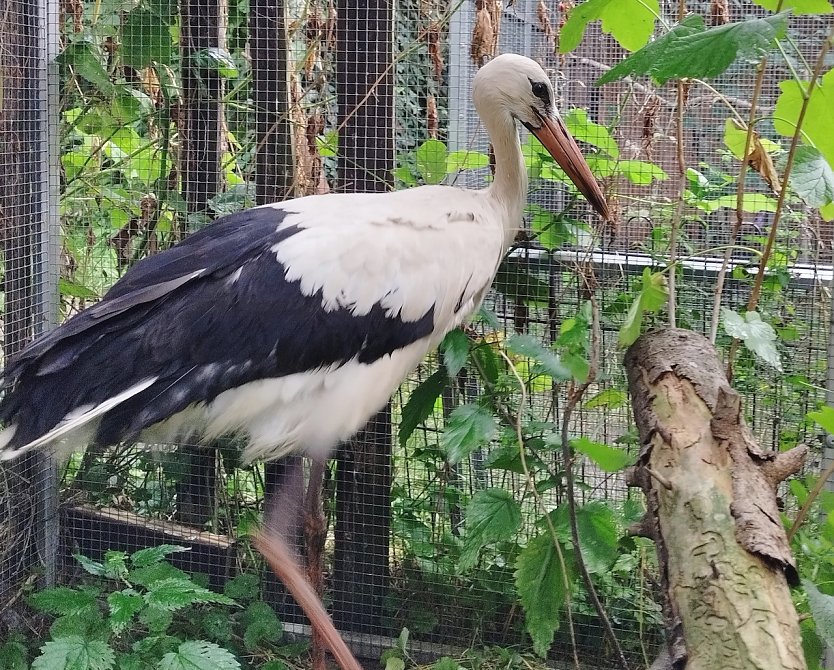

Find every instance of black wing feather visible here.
[1,205,435,449]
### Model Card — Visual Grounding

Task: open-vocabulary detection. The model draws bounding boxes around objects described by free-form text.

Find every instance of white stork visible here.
[0,54,607,464]
[0,54,607,667]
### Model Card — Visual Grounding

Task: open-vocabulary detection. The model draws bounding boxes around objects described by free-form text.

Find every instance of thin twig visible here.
[558,292,630,670]
[499,349,581,670]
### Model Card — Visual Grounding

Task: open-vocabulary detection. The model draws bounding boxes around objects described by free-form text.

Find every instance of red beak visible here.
[530,115,610,221]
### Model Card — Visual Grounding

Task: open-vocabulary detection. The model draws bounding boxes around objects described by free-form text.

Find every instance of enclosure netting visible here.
[0,0,831,667]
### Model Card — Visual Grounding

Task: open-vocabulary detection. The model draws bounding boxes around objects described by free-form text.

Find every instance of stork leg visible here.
[255,456,362,670]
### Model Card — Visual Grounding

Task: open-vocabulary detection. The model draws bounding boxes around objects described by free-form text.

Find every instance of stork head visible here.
[473,54,610,220]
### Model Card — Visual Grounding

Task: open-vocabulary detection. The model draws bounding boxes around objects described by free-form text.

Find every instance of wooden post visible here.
[625,328,807,670]
[177,0,226,526]
[0,0,55,606]
[332,0,395,634]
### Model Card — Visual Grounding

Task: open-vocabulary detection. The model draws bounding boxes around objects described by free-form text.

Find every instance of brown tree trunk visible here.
[624,328,807,670]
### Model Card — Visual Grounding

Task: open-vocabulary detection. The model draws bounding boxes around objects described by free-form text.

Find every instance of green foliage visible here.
[399,369,448,446]
[774,69,834,168]
[598,13,788,85]
[441,329,470,377]
[570,437,634,473]
[442,404,497,464]
[514,533,574,656]
[804,580,834,649]
[721,309,783,370]
[25,550,291,670]
[618,268,668,347]
[459,489,522,571]
[791,146,834,208]
[560,0,660,53]
[753,0,832,12]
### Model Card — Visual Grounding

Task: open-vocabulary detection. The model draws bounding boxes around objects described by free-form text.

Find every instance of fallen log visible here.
[624,328,807,670]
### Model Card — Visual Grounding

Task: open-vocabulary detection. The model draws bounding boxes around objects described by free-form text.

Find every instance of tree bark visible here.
[624,328,807,670]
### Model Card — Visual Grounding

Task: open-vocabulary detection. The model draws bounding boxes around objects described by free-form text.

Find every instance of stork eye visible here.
[530,81,550,105]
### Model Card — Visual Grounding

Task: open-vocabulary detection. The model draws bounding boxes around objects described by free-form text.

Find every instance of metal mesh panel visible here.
[0,0,831,666]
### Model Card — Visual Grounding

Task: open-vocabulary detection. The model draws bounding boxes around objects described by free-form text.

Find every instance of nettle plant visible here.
[3,546,295,670]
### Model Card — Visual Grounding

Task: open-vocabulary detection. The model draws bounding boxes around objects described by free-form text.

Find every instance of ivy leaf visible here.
[130,545,189,568]
[564,109,619,158]
[809,406,834,435]
[441,329,470,377]
[442,404,496,465]
[774,69,834,168]
[120,9,174,69]
[804,580,834,649]
[144,578,235,612]
[790,145,834,208]
[157,640,240,670]
[107,589,144,635]
[29,587,98,616]
[32,637,115,670]
[459,489,522,571]
[753,0,831,14]
[619,268,668,347]
[415,139,448,185]
[722,309,782,371]
[598,14,788,86]
[571,436,634,472]
[514,533,574,657]
[399,370,447,446]
[506,334,573,380]
[560,0,659,53]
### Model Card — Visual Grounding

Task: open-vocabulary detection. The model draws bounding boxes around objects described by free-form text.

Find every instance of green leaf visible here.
[243,601,282,651]
[138,606,173,634]
[103,551,128,580]
[804,580,834,649]
[120,9,174,69]
[442,404,496,465]
[131,545,189,568]
[561,352,590,383]
[385,659,406,670]
[415,139,448,185]
[107,589,144,635]
[0,637,27,670]
[822,201,834,221]
[459,489,522,571]
[441,329,470,377]
[722,118,780,160]
[29,587,98,616]
[691,193,778,213]
[446,150,490,172]
[722,309,782,371]
[564,109,619,158]
[223,573,260,601]
[58,42,114,95]
[753,0,831,14]
[790,145,834,208]
[189,47,239,78]
[514,533,573,656]
[618,269,668,347]
[144,578,235,612]
[157,641,240,670]
[583,388,627,410]
[201,610,233,643]
[598,14,788,86]
[551,502,620,573]
[60,279,99,299]
[32,637,114,670]
[571,437,634,472]
[808,406,834,435]
[399,370,447,446]
[774,69,834,169]
[74,554,106,577]
[506,334,572,380]
[560,0,659,53]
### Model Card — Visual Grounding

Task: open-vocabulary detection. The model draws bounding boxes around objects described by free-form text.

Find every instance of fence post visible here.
[332,0,395,635]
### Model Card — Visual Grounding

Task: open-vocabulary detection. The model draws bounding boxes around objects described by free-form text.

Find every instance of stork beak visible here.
[529,115,610,221]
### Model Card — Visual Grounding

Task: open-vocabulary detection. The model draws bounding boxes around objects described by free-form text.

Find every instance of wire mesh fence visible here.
[0,0,831,667]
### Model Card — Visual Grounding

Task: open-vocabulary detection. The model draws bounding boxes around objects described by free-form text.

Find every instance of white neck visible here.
[482,110,528,246]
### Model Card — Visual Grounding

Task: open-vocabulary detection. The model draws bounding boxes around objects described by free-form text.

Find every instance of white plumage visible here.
[0,54,608,464]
